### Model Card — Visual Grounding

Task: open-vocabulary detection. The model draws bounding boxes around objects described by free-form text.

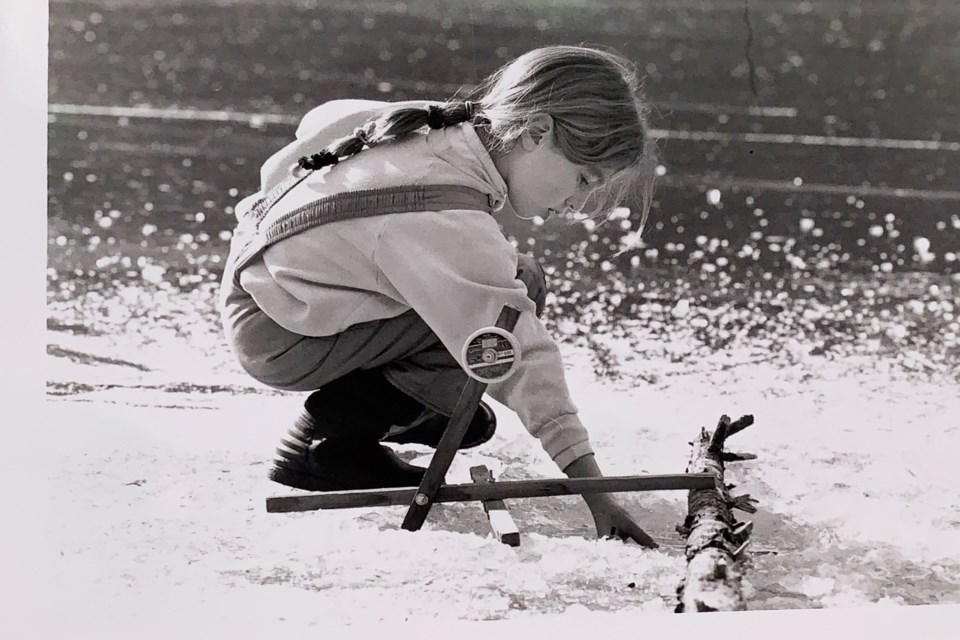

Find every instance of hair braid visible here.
[293,101,482,176]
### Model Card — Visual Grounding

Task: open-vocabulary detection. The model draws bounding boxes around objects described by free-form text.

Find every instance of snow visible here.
[29,281,960,632]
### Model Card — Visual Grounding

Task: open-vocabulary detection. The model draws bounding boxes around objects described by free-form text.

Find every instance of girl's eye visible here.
[579,175,589,187]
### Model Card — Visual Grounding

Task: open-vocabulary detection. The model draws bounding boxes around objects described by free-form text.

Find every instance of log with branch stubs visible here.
[675,414,758,613]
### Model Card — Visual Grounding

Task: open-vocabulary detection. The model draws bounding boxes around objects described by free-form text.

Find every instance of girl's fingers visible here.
[615,524,659,548]
[631,528,659,548]
[596,511,659,548]
[636,535,659,549]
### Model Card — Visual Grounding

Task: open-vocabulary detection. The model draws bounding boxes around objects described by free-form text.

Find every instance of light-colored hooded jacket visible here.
[229,99,593,470]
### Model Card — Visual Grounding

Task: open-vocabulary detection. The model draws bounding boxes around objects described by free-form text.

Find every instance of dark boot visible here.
[268,368,428,491]
[269,439,425,491]
[382,401,497,449]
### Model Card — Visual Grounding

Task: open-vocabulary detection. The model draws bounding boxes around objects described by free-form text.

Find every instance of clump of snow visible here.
[140,264,166,284]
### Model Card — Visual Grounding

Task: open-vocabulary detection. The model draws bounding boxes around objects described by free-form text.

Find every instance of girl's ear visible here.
[520,113,554,151]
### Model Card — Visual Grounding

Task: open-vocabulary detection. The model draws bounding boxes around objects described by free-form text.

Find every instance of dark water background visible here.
[47,0,960,372]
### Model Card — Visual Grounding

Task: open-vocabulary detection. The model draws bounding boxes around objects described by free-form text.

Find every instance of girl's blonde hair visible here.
[298,45,656,233]
[474,45,656,231]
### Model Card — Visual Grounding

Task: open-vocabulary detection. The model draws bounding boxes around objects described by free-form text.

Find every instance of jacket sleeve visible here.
[373,210,594,470]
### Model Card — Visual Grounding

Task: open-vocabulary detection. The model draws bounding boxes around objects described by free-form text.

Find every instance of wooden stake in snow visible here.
[470,465,520,547]
[675,414,757,613]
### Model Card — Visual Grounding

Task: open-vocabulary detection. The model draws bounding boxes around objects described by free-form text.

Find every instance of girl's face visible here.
[494,114,610,220]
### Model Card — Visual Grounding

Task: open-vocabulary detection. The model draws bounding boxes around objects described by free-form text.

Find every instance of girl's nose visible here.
[565,192,589,213]
[570,188,604,216]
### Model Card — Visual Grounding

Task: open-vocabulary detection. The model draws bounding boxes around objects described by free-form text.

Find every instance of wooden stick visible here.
[725,415,755,438]
[266,472,716,513]
[401,305,521,532]
[676,414,756,613]
[470,466,520,547]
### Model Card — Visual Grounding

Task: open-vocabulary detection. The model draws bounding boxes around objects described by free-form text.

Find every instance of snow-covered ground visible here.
[26,281,960,634]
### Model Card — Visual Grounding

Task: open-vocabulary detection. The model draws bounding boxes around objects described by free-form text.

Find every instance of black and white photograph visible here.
[17,0,960,634]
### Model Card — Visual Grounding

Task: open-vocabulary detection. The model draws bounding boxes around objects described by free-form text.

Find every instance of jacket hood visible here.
[259,99,435,193]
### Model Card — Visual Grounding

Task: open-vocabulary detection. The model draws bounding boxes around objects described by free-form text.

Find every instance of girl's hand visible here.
[515,253,547,316]
[585,493,659,548]
[563,453,659,549]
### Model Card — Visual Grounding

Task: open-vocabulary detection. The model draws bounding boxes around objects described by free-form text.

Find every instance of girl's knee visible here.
[516,253,547,316]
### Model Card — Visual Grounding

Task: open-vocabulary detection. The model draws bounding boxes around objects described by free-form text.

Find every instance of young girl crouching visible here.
[219,45,658,546]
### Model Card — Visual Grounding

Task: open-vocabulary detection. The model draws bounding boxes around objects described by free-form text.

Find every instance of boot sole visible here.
[268,464,344,492]
[381,426,493,449]
[268,458,425,492]
[382,405,497,449]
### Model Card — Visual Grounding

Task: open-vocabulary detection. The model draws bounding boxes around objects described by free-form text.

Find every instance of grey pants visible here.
[223,254,547,417]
